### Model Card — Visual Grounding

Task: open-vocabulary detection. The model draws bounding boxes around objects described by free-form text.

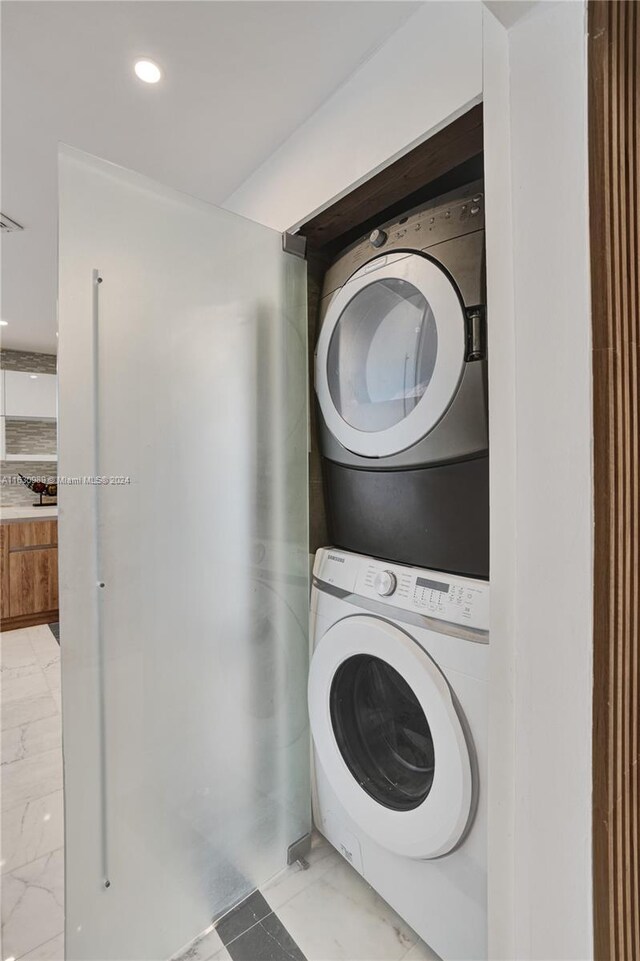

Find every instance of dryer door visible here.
[315,252,467,458]
[308,615,473,859]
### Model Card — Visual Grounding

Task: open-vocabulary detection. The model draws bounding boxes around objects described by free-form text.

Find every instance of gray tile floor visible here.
[1,626,438,961]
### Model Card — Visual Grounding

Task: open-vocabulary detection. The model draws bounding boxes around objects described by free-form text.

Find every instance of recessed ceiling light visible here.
[0,320,8,326]
[30,374,38,380]
[134,60,162,84]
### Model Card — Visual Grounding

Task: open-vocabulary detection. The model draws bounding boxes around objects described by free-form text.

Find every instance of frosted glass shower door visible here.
[58,147,309,961]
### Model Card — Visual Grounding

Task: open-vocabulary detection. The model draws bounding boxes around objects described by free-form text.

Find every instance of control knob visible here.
[369,228,387,248]
[374,570,397,597]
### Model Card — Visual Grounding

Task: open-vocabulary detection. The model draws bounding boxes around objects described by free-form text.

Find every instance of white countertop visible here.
[0,505,58,522]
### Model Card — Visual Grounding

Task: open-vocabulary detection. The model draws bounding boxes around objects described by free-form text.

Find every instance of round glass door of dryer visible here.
[316,253,467,458]
[326,279,438,433]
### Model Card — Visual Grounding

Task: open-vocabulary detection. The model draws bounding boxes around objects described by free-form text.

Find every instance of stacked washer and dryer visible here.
[308,183,490,960]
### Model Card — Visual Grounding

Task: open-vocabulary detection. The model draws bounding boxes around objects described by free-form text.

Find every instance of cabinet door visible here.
[4,371,57,419]
[0,526,10,619]
[59,146,309,961]
[9,520,58,549]
[9,547,59,616]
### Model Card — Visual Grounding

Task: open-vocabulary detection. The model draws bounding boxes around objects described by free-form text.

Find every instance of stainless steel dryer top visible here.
[315,180,487,469]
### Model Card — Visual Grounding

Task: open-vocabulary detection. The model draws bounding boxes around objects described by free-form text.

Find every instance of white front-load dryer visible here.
[309,547,488,961]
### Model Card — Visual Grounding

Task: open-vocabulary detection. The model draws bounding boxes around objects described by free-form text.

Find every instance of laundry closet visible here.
[294,102,489,961]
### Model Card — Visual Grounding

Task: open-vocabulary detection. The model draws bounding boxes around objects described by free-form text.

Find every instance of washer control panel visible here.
[314,548,489,632]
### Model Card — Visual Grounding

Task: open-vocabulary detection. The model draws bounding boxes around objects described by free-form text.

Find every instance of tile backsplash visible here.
[1,350,58,506]
[0,349,57,374]
[5,419,57,456]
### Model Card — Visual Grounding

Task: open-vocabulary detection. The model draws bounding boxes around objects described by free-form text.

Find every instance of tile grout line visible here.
[219,910,274,950]
[218,908,282,961]
[2,745,63,770]
[216,892,307,961]
[261,850,341,915]
[1,768,64,812]
[2,849,65,960]
[1,786,63,815]
[253,920,305,961]
[13,928,64,961]
[0,708,61,735]
[1,710,62,735]
[4,846,65,893]
[1,644,61,732]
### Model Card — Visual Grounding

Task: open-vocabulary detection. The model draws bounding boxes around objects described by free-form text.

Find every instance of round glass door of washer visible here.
[308,615,473,859]
[330,654,435,812]
[316,254,466,458]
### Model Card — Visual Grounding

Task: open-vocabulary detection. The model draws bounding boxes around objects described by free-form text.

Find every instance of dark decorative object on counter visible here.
[19,473,57,507]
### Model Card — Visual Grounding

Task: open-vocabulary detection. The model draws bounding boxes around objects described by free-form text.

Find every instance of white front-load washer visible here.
[309,547,488,961]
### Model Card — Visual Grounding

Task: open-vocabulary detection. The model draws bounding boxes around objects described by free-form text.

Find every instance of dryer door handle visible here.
[465,306,485,362]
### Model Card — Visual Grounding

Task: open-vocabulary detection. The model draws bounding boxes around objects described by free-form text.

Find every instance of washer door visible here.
[315,253,466,458]
[308,615,473,859]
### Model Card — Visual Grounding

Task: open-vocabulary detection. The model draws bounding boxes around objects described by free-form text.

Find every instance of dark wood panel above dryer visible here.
[299,103,483,257]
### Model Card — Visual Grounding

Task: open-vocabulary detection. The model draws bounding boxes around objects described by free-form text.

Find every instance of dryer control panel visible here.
[322,180,485,299]
[314,547,489,632]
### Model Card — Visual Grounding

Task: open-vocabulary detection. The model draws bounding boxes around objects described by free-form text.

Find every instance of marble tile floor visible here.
[1,625,64,961]
[173,833,440,961]
[1,626,438,961]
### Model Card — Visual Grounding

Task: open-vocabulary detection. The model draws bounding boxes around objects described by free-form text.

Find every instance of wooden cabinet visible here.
[9,549,58,617]
[0,526,10,620]
[9,520,58,550]
[0,518,59,629]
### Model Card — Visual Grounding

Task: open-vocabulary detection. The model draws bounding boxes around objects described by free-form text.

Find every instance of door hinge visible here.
[282,232,307,260]
[287,831,312,866]
[465,306,485,361]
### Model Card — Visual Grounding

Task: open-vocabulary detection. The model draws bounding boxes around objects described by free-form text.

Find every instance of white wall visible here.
[511,4,592,956]
[484,2,593,958]
[224,2,482,231]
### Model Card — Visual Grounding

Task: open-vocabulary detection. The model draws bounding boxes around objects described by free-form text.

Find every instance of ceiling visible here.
[1,0,420,354]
